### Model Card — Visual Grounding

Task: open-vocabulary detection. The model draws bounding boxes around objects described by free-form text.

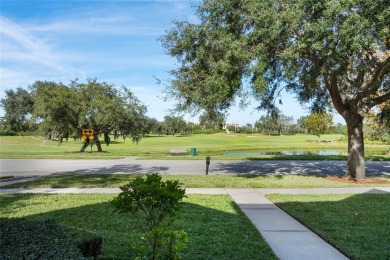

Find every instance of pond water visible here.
[224,150,340,156]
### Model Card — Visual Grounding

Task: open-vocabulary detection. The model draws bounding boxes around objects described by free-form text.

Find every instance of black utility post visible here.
[206,156,210,175]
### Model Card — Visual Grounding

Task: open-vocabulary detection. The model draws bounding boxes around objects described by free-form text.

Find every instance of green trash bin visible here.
[190,147,197,156]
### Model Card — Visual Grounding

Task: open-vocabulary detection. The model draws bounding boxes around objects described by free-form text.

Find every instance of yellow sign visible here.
[82,129,94,136]
[82,129,94,141]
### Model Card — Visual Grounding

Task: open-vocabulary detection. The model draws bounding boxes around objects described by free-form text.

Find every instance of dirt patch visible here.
[325,176,390,184]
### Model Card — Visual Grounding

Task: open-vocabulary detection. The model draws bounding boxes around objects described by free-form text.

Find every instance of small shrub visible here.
[0,218,83,260]
[111,173,187,259]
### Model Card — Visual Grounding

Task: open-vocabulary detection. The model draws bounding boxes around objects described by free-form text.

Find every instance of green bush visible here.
[0,130,16,136]
[67,227,103,259]
[0,218,83,260]
[192,128,222,134]
[111,173,187,259]
[0,131,36,136]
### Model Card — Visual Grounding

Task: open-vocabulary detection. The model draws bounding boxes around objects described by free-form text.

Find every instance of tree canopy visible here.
[255,114,295,135]
[0,88,34,132]
[163,115,187,136]
[305,113,333,138]
[32,79,149,147]
[161,0,390,179]
[199,110,225,132]
[1,79,148,150]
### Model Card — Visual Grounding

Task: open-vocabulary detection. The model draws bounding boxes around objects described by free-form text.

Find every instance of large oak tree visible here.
[32,79,148,151]
[161,0,390,179]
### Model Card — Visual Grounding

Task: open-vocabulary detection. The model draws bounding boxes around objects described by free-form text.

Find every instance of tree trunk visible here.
[345,113,365,179]
[95,133,103,152]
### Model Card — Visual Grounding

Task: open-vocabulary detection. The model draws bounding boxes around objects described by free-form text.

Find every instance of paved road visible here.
[1,157,389,177]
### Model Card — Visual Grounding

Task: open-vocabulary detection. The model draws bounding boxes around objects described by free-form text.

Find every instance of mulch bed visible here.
[325,176,390,184]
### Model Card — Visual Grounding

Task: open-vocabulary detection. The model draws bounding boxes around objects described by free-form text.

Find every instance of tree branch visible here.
[324,71,348,118]
[353,55,390,107]
[368,92,390,109]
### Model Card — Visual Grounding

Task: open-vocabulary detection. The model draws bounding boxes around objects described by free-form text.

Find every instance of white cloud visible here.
[28,17,163,37]
[0,16,83,85]
[23,3,189,37]
[1,17,61,70]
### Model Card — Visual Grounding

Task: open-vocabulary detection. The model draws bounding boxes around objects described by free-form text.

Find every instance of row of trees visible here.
[0,81,224,139]
[1,85,386,140]
[149,110,350,137]
[0,83,209,138]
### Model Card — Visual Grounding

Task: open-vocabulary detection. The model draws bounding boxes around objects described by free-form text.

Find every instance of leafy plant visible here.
[111,173,187,259]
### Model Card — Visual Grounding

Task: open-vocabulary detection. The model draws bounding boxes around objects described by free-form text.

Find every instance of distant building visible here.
[223,122,240,129]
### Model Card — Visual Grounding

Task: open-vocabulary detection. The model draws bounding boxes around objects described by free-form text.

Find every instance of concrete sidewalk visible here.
[228,189,347,260]
[2,187,389,259]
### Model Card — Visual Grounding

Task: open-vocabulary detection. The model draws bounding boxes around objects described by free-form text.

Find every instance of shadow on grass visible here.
[235,174,316,180]
[233,173,299,180]
[1,174,142,188]
[0,194,276,260]
[69,151,109,154]
[144,135,166,138]
[269,192,390,259]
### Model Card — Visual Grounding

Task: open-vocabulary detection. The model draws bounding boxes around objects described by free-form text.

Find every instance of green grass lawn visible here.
[267,193,390,259]
[1,134,389,160]
[0,193,277,259]
[2,184,389,259]
[2,174,390,189]
[2,175,389,259]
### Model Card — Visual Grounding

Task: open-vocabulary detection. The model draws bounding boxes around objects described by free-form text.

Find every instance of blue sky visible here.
[0,0,344,125]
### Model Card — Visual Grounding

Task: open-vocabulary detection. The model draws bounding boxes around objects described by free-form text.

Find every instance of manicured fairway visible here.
[0,134,389,160]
